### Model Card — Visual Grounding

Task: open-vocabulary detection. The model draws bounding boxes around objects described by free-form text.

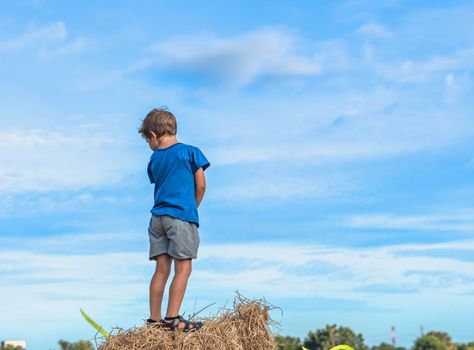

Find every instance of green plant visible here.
[304,344,355,350]
[80,308,110,338]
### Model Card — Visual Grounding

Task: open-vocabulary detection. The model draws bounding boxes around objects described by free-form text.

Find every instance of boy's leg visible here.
[149,253,172,321]
[166,257,192,318]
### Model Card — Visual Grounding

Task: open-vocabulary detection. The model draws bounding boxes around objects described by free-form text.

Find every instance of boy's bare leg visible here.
[149,253,172,321]
[166,258,192,319]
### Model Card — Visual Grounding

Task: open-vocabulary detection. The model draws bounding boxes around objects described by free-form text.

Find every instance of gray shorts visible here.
[148,215,200,260]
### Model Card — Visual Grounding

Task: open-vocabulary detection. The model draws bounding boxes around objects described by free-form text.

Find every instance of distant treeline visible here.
[7,325,471,350]
[275,324,474,350]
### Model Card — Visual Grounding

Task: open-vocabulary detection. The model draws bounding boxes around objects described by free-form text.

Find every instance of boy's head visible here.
[138,107,177,141]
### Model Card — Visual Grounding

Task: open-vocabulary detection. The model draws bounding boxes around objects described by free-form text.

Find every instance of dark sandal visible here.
[162,315,203,332]
[146,318,170,330]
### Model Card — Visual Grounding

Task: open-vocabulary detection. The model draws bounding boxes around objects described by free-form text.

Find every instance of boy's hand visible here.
[194,167,206,207]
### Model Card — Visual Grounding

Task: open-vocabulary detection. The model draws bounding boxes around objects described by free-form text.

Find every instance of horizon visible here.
[1,1,473,349]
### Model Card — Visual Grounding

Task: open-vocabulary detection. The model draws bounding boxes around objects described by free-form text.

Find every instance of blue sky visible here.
[1,1,473,349]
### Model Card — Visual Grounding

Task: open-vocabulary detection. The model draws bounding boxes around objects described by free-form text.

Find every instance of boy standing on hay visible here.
[138,107,210,332]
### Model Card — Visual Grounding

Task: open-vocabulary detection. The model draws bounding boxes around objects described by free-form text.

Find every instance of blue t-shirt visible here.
[147,143,210,227]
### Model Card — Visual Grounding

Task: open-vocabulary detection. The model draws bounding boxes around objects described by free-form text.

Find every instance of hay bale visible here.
[96,292,280,350]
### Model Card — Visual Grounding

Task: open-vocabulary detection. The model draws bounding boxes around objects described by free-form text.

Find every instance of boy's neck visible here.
[158,135,178,149]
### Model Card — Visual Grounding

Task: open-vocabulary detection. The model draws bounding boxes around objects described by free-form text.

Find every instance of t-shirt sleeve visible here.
[147,159,155,184]
[190,147,210,173]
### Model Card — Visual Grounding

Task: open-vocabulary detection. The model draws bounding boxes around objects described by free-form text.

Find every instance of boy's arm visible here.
[194,167,206,207]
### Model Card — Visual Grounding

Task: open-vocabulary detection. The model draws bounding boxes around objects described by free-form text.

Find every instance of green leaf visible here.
[80,308,110,338]
[329,345,355,350]
[302,345,355,350]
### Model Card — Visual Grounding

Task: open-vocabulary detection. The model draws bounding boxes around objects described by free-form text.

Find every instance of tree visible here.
[412,331,459,350]
[412,334,444,350]
[58,339,95,350]
[429,332,456,350]
[457,342,474,350]
[275,335,303,350]
[371,342,406,350]
[3,345,24,350]
[304,324,368,350]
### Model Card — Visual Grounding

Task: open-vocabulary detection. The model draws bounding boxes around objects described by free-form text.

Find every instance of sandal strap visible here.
[163,315,181,328]
[163,315,203,332]
[182,318,203,331]
[164,315,181,320]
[182,319,192,331]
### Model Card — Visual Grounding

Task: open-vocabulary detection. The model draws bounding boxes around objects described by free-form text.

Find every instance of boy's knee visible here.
[156,266,171,277]
[174,258,192,276]
[155,254,172,275]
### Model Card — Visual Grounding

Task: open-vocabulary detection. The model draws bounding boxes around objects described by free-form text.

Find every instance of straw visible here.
[96,291,280,350]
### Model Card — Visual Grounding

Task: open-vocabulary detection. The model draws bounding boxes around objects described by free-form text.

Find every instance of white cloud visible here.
[195,240,474,298]
[38,37,86,59]
[0,236,473,331]
[356,23,392,38]
[0,21,85,58]
[446,73,455,87]
[0,231,142,252]
[345,210,474,232]
[0,22,66,52]
[374,47,474,83]
[148,28,324,86]
[136,25,474,169]
[0,126,141,193]
[209,172,360,200]
[190,85,473,168]
[387,239,474,252]
[443,72,472,103]
[1,234,474,346]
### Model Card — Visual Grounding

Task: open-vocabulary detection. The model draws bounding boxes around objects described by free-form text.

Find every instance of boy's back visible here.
[147,142,210,226]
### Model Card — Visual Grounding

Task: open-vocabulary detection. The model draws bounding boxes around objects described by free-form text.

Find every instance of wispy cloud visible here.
[1,236,473,321]
[0,21,85,58]
[198,240,474,297]
[0,22,66,52]
[192,83,473,168]
[0,126,140,193]
[209,172,361,201]
[356,23,392,38]
[345,210,474,232]
[373,47,474,83]
[147,28,325,86]
[38,37,85,59]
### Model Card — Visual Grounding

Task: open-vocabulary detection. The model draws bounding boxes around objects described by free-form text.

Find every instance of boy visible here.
[138,107,210,332]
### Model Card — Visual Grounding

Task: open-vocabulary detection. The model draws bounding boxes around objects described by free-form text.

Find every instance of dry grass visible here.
[95,292,281,350]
